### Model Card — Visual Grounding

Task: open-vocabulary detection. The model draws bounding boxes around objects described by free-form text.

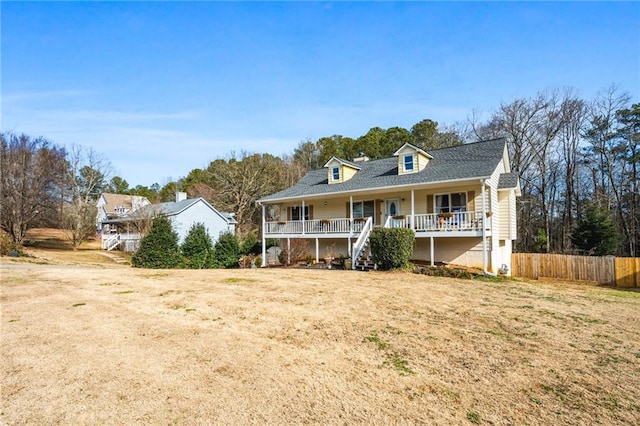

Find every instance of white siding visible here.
[169,200,234,244]
[509,191,517,240]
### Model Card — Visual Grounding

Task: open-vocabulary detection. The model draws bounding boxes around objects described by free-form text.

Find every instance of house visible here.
[100,192,237,252]
[96,193,152,232]
[256,138,520,274]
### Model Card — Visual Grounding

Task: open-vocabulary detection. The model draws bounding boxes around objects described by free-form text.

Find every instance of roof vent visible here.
[352,152,369,162]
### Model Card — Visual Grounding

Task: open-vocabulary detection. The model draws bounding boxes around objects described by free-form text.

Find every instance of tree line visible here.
[1,85,638,256]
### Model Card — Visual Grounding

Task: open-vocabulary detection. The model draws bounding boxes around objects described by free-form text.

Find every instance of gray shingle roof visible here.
[258,138,508,202]
[101,198,235,224]
[498,173,519,190]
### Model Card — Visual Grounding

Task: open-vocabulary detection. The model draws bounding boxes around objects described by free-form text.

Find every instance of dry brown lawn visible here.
[2,245,640,425]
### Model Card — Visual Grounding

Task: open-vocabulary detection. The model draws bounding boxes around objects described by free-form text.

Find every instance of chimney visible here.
[352,152,369,162]
[175,191,187,202]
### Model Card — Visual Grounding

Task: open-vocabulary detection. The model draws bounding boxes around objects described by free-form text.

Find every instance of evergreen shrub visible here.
[181,223,214,269]
[131,216,181,268]
[369,228,415,270]
[212,231,240,268]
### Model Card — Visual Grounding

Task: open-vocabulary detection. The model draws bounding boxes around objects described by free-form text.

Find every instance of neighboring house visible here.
[96,193,151,232]
[256,138,520,274]
[101,192,237,252]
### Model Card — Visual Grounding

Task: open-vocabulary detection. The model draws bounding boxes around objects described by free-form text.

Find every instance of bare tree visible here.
[207,152,291,236]
[0,133,67,243]
[62,145,112,249]
[584,86,633,255]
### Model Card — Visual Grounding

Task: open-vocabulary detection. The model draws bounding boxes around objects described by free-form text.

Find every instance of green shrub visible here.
[181,223,214,269]
[240,232,260,255]
[212,231,240,268]
[132,216,181,269]
[369,228,415,270]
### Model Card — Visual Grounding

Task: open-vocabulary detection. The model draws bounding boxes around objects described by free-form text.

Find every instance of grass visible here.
[222,277,259,284]
[2,256,639,425]
[466,410,481,424]
[384,354,414,376]
[364,331,390,350]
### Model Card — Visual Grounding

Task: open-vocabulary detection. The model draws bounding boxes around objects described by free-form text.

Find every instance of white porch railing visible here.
[352,217,373,269]
[101,233,142,251]
[102,233,121,251]
[263,211,488,236]
[265,218,368,235]
[399,211,486,232]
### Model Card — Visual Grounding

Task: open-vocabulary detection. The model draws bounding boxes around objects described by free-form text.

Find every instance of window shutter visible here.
[287,206,292,220]
[468,191,475,212]
[346,202,350,218]
[308,205,313,220]
[426,195,433,214]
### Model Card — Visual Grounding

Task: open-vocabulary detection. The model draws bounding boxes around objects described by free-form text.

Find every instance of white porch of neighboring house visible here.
[100,192,237,253]
[101,230,142,252]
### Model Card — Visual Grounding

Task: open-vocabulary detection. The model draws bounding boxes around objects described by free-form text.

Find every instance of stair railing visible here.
[104,233,121,251]
[351,217,373,270]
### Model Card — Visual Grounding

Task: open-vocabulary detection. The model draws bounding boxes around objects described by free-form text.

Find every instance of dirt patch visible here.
[2,257,639,424]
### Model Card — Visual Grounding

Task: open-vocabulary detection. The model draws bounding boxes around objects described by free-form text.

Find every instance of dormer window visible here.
[323,156,361,184]
[404,154,414,172]
[393,142,432,175]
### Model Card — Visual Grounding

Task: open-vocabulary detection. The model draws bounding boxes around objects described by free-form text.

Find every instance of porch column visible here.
[315,238,319,263]
[261,204,267,267]
[302,200,305,236]
[410,190,415,229]
[349,195,354,231]
[430,236,435,267]
[481,179,488,274]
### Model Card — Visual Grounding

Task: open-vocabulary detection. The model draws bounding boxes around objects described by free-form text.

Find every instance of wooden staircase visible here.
[102,234,121,251]
[354,237,377,270]
[351,217,377,271]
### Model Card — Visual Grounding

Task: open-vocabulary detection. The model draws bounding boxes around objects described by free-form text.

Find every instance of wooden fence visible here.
[511,253,640,287]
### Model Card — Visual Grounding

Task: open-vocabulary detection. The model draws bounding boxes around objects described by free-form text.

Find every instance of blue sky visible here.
[2,1,639,187]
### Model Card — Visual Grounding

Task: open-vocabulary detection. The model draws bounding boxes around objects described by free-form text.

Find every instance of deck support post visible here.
[315,238,319,263]
[430,236,435,267]
[261,204,266,267]
[481,179,488,275]
[287,238,291,266]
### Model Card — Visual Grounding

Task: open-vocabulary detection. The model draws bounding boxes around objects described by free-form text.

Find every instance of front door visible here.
[385,199,400,223]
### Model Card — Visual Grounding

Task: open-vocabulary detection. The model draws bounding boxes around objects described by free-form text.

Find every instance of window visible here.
[404,154,414,171]
[435,192,467,213]
[353,200,375,218]
[291,206,310,221]
[332,166,340,181]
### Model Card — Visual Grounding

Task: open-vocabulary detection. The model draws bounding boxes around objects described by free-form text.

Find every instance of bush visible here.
[181,223,214,269]
[571,204,618,256]
[132,216,181,268]
[0,230,24,256]
[240,233,260,255]
[369,228,415,270]
[212,231,240,268]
